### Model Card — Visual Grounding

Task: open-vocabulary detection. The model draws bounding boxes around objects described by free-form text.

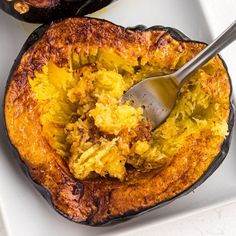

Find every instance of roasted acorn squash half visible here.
[0,0,115,23]
[4,18,234,225]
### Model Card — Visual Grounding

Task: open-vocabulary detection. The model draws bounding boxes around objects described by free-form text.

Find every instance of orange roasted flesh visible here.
[4,18,233,225]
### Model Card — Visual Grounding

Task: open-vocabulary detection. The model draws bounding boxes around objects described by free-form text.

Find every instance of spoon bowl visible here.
[121,20,236,128]
[121,74,179,127]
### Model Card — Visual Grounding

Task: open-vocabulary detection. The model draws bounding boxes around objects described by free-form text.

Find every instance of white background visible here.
[1,0,236,235]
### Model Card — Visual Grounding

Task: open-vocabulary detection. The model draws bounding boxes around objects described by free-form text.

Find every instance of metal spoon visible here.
[121,20,236,129]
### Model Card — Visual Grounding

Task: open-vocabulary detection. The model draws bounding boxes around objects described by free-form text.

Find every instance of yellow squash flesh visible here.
[4,18,231,225]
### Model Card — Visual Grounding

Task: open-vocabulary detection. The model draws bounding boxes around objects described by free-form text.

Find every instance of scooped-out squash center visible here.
[29,48,229,181]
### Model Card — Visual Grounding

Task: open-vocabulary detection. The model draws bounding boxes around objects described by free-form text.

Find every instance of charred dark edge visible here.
[2,17,234,226]
[2,23,76,223]
[0,0,115,23]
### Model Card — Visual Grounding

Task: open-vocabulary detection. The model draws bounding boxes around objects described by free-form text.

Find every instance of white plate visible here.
[0,0,235,235]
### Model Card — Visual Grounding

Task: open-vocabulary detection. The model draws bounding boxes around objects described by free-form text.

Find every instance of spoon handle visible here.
[175,20,236,82]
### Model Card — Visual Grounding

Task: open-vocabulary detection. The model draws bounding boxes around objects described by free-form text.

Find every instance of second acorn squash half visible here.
[4,18,234,225]
[0,0,115,23]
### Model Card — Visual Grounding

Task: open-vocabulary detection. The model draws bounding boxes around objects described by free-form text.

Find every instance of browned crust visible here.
[4,18,231,225]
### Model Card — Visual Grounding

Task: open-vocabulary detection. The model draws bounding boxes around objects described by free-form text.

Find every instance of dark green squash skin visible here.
[0,0,115,23]
[3,18,235,226]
